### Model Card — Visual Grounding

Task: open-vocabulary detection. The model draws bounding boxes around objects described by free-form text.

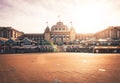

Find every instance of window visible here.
[52,28,54,31]
[55,28,57,30]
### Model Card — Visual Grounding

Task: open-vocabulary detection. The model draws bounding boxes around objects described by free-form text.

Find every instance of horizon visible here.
[0,0,120,33]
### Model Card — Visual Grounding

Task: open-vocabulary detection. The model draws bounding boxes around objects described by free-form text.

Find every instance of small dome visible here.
[56,22,63,26]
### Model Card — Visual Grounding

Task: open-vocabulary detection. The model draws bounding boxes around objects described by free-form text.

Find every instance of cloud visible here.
[0,0,11,9]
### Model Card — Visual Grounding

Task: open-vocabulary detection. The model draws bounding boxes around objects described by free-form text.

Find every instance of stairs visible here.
[57,46,63,52]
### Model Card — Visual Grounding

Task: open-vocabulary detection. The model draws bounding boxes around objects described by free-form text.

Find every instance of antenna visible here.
[46,21,48,26]
[70,21,73,27]
[58,15,61,22]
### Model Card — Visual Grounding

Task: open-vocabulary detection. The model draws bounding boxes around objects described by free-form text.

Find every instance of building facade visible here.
[0,22,120,46]
[44,21,76,45]
[76,33,94,40]
[23,33,44,42]
[0,27,24,40]
[95,26,120,39]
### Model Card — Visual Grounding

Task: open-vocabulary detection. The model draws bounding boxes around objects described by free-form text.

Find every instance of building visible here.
[1,22,120,46]
[0,21,76,45]
[76,33,94,40]
[1,21,120,53]
[0,27,24,40]
[23,33,44,42]
[44,21,76,45]
[95,26,120,39]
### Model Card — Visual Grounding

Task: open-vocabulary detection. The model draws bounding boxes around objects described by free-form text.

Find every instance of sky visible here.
[0,0,120,33]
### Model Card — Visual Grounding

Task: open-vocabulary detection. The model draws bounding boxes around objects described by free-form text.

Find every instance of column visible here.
[109,30,112,38]
[117,30,120,38]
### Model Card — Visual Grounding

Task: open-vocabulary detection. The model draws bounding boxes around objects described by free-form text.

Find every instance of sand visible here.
[0,53,120,83]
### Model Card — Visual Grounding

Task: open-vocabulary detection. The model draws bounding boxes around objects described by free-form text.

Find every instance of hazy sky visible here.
[0,0,120,33]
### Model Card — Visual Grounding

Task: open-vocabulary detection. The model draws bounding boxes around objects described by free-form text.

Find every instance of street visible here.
[0,53,120,83]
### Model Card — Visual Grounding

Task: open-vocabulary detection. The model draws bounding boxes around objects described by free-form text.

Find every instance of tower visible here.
[44,22,50,41]
[70,22,76,41]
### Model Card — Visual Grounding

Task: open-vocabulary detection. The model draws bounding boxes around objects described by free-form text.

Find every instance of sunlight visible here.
[70,1,109,33]
[1,0,118,33]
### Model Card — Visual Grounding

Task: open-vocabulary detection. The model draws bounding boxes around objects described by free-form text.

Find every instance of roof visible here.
[21,37,36,45]
[0,37,8,41]
[5,38,16,45]
[95,26,120,35]
[0,27,24,33]
[0,40,4,44]
[94,46,120,49]
[44,26,50,33]
[70,27,75,32]
[24,33,43,35]
[24,33,44,37]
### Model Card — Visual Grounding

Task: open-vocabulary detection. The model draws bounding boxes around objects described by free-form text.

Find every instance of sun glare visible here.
[1,0,117,33]
[69,1,109,33]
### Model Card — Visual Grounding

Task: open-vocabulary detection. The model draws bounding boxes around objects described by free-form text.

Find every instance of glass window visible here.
[55,28,57,30]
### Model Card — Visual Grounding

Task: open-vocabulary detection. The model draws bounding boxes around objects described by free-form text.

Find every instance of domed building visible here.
[44,21,76,45]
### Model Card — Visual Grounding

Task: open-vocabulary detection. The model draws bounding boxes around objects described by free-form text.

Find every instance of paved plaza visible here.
[0,53,120,83]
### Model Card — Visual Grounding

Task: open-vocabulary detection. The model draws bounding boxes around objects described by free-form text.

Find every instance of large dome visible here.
[51,21,69,32]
